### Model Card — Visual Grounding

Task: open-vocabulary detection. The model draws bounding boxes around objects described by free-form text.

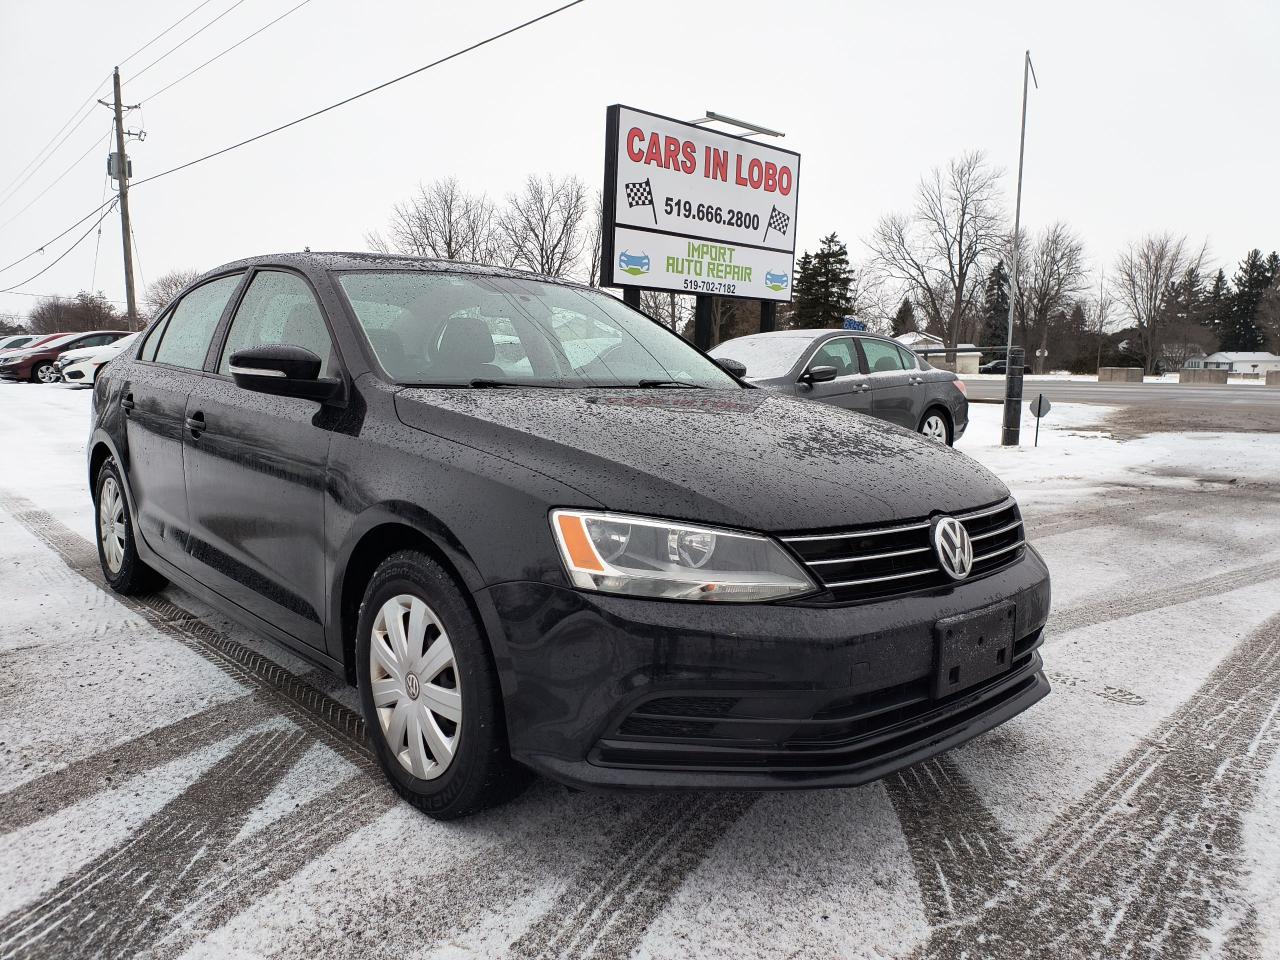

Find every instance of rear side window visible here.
[217,271,334,375]
[897,345,921,370]
[861,338,907,374]
[152,275,242,370]
[810,338,859,377]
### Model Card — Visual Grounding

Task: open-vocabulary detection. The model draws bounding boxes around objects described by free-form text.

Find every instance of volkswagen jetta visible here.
[89,252,1050,819]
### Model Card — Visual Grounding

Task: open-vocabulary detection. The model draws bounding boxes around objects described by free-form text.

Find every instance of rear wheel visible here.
[919,409,952,445]
[32,361,59,383]
[94,458,167,594]
[355,550,530,819]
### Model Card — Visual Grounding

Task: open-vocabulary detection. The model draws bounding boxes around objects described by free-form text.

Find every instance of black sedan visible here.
[711,330,969,444]
[89,252,1050,819]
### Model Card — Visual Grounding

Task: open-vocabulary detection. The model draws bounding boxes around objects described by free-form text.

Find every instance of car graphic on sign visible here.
[765,271,789,291]
[618,250,651,276]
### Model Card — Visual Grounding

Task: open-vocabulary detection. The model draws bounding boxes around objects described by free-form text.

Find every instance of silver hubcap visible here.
[37,365,57,383]
[369,594,461,780]
[921,415,948,442]
[98,477,126,573]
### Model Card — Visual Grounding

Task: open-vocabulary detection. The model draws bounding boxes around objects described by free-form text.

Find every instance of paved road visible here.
[960,377,1280,409]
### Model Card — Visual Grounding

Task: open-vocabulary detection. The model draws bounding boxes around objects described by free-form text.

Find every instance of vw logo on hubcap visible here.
[405,673,421,699]
[932,516,974,580]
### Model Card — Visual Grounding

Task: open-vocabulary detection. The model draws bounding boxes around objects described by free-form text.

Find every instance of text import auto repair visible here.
[604,105,801,301]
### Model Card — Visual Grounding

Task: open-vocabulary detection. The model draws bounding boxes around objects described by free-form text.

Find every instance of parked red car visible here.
[0,330,129,383]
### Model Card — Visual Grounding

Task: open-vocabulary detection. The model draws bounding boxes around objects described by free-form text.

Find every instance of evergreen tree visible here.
[1222,249,1270,351]
[891,299,916,336]
[1203,269,1230,340]
[790,234,855,329]
[979,260,1010,346]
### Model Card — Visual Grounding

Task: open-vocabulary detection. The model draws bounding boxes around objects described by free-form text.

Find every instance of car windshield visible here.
[336,271,740,389]
[710,335,814,380]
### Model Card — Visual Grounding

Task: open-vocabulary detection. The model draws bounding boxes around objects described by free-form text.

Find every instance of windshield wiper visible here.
[634,379,706,389]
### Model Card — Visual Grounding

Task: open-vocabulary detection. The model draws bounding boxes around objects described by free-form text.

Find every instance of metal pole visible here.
[1002,50,1035,447]
[111,67,139,331]
[759,300,776,332]
[1034,393,1042,447]
[1002,346,1025,446]
[693,294,713,349]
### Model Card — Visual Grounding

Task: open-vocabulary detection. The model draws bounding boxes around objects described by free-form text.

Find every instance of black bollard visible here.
[1001,346,1025,447]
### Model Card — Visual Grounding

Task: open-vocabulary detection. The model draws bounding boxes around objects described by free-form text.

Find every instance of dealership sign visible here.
[602,105,801,302]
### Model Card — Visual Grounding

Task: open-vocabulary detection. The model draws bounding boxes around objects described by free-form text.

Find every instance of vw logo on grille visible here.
[932,516,974,580]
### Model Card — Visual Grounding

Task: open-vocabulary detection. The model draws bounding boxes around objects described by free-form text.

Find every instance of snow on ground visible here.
[964,371,1269,384]
[1,381,1279,960]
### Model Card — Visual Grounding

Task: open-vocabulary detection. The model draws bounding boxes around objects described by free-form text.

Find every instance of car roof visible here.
[201,251,597,291]
[718,329,900,345]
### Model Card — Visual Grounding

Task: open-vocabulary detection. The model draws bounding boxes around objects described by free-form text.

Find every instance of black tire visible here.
[32,361,59,384]
[94,457,167,594]
[355,549,530,819]
[918,407,954,446]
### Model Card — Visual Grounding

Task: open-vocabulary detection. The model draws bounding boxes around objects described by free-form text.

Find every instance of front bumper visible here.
[480,545,1050,790]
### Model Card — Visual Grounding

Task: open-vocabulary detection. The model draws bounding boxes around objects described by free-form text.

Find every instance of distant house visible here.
[1184,352,1280,377]
[895,331,980,375]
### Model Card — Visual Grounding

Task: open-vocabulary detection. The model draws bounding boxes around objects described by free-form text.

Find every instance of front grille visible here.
[781,499,1025,603]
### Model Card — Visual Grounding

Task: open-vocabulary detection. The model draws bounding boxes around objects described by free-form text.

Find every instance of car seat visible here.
[432,315,502,381]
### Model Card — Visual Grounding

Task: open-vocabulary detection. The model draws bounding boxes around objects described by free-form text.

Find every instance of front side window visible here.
[336,271,739,389]
[218,271,334,375]
[861,338,907,374]
[152,274,242,370]
[809,338,859,377]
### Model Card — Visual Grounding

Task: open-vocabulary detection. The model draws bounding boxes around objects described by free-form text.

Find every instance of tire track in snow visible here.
[884,756,1018,927]
[911,612,1280,959]
[508,793,758,960]
[0,690,273,833]
[1050,559,1280,635]
[0,730,309,960]
[0,490,378,775]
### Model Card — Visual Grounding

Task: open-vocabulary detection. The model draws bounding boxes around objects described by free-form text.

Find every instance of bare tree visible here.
[499,174,589,278]
[367,177,498,263]
[27,291,121,333]
[867,151,1005,358]
[640,290,692,333]
[1081,275,1116,373]
[584,191,604,287]
[1006,223,1088,373]
[1111,233,1205,373]
[144,268,201,320]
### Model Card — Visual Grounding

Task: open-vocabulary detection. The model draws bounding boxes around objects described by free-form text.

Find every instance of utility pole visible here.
[1001,50,1037,447]
[110,67,140,331]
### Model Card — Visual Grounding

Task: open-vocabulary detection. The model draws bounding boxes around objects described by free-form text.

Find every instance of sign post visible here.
[1029,393,1051,447]
[601,105,800,346]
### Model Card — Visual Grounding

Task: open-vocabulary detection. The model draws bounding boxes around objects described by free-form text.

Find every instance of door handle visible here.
[185,412,206,437]
[119,393,135,412]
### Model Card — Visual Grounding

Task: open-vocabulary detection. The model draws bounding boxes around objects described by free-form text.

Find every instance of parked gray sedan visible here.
[711,330,969,444]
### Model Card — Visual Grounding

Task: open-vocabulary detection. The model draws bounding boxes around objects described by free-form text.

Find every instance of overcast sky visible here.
[1,0,1276,320]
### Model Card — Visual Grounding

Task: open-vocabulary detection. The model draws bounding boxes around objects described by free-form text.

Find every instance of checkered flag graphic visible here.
[624,178,658,224]
[763,205,790,242]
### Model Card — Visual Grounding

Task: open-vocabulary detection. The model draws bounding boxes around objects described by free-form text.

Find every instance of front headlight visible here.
[550,510,815,602]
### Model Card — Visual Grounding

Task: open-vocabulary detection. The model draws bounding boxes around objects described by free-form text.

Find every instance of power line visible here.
[130,0,254,84]
[2,290,129,305]
[0,200,119,294]
[0,75,110,208]
[0,98,106,210]
[0,125,115,231]
[0,197,118,277]
[139,0,318,104]
[118,0,221,67]
[134,0,587,190]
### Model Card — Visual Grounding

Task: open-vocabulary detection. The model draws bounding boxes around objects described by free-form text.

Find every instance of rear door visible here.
[857,336,916,428]
[121,274,244,566]
[802,336,873,412]
[181,268,339,650]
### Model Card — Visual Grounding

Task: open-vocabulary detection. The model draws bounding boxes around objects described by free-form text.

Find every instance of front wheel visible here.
[355,550,530,819]
[919,409,953,445]
[33,361,59,383]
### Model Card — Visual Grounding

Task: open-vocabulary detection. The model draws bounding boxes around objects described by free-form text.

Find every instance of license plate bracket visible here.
[934,601,1017,699]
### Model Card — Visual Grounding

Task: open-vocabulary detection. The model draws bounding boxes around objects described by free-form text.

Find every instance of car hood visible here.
[394,388,1008,532]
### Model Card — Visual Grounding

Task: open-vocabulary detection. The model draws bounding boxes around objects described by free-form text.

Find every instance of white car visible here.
[59,332,139,386]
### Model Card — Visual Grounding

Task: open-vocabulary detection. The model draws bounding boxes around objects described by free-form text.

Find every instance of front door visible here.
[181,269,339,650]
[857,337,917,428]
[803,337,873,412]
[122,274,244,566]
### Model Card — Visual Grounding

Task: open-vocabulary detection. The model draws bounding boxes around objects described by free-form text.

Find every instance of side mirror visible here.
[717,357,747,378]
[799,364,838,387]
[229,344,342,402]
